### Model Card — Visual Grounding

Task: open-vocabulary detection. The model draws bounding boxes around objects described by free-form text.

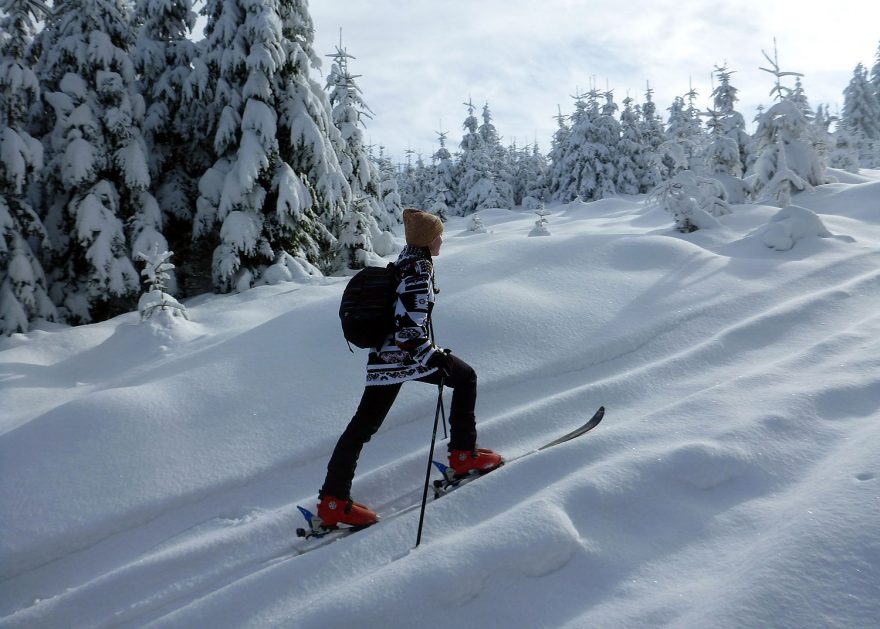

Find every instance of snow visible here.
[2,176,880,627]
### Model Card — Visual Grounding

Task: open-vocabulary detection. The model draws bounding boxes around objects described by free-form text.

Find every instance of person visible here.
[316,208,503,527]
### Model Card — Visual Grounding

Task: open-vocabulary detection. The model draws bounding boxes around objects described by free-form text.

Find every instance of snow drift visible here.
[2,175,880,628]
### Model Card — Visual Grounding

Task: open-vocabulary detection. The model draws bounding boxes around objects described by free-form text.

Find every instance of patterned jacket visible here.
[365,246,445,385]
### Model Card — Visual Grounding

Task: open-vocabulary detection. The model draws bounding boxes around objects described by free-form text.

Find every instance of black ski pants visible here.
[321,354,478,500]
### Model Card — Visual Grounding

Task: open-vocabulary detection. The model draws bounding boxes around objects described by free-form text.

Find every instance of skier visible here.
[316,208,503,528]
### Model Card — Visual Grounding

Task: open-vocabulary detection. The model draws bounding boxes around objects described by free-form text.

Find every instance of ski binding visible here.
[295,505,377,539]
[430,460,504,498]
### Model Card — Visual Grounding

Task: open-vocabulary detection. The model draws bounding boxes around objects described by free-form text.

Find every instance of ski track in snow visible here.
[2,178,880,628]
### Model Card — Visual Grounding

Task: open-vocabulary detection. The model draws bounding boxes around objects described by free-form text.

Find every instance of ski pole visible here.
[416,378,445,547]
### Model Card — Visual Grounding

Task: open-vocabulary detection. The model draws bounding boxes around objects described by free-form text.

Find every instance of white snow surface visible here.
[2,173,880,628]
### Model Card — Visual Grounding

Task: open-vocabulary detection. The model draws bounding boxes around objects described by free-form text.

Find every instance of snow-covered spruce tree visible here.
[193,0,348,291]
[457,99,504,213]
[664,91,703,176]
[710,64,752,176]
[649,170,730,233]
[373,145,402,224]
[789,77,814,118]
[519,142,548,208]
[431,129,457,213]
[811,104,834,174]
[468,212,487,233]
[506,141,526,206]
[333,197,374,269]
[397,150,433,209]
[871,41,880,102]
[703,108,749,203]
[841,63,880,169]
[528,206,551,237]
[545,105,572,203]
[135,245,188,320]
[507,141,544,208]
[325,39,394,266]
[581,88,613,200]
[637,84,665,190]
[37,0,164,323]
[0,0,58,334]
[132,0,201,294]
[279,0,351,236]
[757,140,810,207]
[830,121,861,173]
[748,43,825,204]
[593,90,620,198]
[551,89,605,203]
[478,103,514,209]
[750,99,824,204]
[614,96,644,195]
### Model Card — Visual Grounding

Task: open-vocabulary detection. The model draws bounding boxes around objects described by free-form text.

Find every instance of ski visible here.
[295,406,605,542]
[430,405,605,497]
[538,405,604,450]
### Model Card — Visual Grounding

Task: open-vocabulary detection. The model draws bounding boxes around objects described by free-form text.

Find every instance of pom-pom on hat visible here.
[402,208,444,247]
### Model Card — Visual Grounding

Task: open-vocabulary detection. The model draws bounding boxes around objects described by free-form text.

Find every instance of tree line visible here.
[1,0,878,335]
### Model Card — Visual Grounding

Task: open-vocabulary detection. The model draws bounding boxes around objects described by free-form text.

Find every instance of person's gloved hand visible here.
[427,349,454,376]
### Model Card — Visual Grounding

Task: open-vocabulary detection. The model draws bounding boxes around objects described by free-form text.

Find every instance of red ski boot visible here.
[448,447,504,478]
[317,494,379,528]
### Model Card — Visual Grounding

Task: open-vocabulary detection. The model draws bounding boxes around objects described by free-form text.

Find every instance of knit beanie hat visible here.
[402,208,443,247]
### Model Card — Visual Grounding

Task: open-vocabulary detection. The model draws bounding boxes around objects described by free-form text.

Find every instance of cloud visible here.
[309,0,879,161]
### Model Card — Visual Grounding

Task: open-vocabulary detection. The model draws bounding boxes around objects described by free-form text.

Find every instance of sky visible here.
[308,0,880,164]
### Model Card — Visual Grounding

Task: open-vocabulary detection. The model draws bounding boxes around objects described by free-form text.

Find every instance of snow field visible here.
[2,174,880,627]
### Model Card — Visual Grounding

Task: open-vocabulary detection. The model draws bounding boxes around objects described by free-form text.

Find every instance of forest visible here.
[2,0,879,335]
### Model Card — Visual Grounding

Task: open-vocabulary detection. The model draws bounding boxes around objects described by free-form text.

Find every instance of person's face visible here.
[429,233,443,256]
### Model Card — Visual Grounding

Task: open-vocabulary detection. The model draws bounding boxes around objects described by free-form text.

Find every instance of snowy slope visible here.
[2,171,880,628]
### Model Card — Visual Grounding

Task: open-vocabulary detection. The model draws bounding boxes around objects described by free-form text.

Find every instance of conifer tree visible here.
[396,150,417,207]
[841,63,880,168]
[193,0,348,290]
[520,142,548,208]
[749,42,825,202]
[457,99,504,213]
[811,104,834,172]
[702,106,750,203]
[478,103,514,208]
[0,0,57,333]
[616,96,644,194]
[830,116,860,173]
[637,84,665,190]
[703,108,741,175]
[135,246,188,321]
[372,145,402,225]
[546,105,573,202]
[552,89,605,202]
[398,150,432,209]
[430,129,456,216]
[871,41,880,102]
[132,0,200,294]
[710,64,752,174]
[38,0,161,322]
[790,76,814,120]
[649,170,730,233]
[664,88,703,176]
[325,38,391,266]
[594,90,620,198]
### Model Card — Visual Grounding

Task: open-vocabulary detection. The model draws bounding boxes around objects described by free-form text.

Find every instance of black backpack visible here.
[339,262,399,350]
